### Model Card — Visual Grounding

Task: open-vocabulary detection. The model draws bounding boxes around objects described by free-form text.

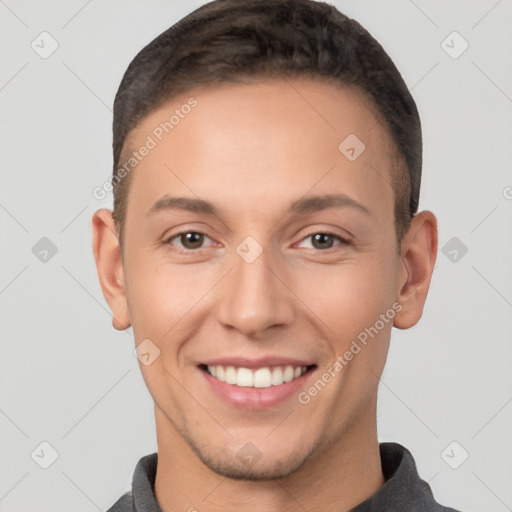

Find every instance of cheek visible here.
[124,254,220,340]
[293,255,397,341]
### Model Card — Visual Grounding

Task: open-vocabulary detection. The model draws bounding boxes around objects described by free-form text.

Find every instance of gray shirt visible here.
[106,442,462,512]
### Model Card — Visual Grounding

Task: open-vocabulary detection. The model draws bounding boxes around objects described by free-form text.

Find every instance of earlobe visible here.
[393,211,438,330]
[91,209,131,331]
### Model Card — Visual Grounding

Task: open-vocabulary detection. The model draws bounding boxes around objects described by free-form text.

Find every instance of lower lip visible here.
[200,367,314,409]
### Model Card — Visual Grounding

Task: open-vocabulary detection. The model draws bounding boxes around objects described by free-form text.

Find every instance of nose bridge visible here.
[217,237,294,336]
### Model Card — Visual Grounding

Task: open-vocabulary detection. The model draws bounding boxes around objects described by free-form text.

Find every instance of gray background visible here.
[1,0,511,511]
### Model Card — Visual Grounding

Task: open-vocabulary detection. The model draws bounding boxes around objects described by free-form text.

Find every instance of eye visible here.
[297,231,350,250]
[164,231,215,251]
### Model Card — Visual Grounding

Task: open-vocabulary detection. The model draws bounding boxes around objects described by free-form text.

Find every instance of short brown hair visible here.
[111,0,422,251]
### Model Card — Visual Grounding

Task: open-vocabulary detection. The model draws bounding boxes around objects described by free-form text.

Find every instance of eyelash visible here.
[163,232,217,254]
[163,230,351,254]
[299,230,351,250]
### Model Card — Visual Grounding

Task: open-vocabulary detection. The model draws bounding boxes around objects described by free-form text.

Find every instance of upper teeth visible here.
[207,365,307,388]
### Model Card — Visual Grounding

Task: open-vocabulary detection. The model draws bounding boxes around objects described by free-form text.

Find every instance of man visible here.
[92,0,462,510]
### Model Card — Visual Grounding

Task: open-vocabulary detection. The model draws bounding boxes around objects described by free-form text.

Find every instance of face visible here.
[103,79,411,479]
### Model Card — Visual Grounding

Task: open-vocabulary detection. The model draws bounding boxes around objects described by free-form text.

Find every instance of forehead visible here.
[122,78,397,223]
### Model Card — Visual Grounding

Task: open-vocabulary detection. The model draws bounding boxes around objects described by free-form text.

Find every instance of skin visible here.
[92,78,437,512]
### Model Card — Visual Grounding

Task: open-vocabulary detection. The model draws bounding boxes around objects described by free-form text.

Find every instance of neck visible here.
[154,402,384,512]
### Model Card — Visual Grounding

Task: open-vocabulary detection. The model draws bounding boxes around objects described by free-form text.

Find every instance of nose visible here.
[216,243,295,338]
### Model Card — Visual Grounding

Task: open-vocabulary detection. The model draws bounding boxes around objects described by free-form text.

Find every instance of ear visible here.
[393,210,438,330]
[91,209,131,330]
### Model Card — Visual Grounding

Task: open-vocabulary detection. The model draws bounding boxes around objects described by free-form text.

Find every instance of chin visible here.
[198,450,312,481]
[183,430,320,481]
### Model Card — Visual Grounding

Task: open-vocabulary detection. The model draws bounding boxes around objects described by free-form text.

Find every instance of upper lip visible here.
[200,356,315,369]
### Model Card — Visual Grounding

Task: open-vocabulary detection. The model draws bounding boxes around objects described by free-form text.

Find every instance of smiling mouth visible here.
[198,364,316,388]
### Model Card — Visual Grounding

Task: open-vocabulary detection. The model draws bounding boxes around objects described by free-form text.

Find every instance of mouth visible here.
[199,363,316,388]
[196,356,318,409]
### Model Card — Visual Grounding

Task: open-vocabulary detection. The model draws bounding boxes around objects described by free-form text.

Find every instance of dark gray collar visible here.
[350,442,461,511]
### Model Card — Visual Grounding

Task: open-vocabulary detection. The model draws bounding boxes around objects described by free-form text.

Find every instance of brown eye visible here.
[311,233,335,250]
[179,232,204,249]
[164,231,213,252]
[297,231,350,251]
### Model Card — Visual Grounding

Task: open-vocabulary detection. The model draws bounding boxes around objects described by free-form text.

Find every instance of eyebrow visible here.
[145,193,371,218]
